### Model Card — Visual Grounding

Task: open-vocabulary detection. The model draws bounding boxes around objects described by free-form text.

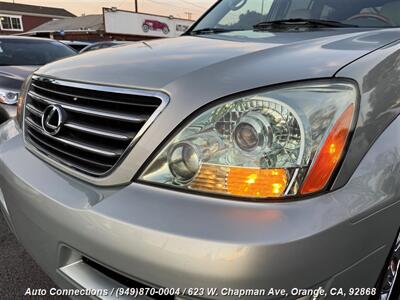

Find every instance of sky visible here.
[4,0,216,19]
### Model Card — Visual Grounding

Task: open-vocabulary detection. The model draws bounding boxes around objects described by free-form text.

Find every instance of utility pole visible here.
[135,0,138,12]
[184,12,192,20]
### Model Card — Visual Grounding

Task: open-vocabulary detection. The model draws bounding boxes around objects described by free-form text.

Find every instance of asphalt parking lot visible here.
[0,213,59,298]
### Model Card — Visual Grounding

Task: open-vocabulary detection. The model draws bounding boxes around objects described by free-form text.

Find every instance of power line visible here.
[181,0,208,10]
[147,0,206,12]
[146,0,183,8]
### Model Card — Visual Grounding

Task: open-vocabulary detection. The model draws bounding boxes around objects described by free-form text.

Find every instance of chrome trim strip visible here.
[27,137,113,176]
[29,91,149,123]
[64,122,131,141]
[32,75,165,99]
[26,117,122,157]
[25,103,43,117]
[380,233,400,300]
[284,168,300,195]
[31,82,160,108]
[27,130,114,168]
[24,75,170,186]
[59,260,135,300]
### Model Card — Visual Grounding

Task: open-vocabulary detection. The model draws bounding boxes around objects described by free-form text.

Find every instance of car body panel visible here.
[333,39,400,190]
[0,113,400,298]
[60,40,91,52]
[0,66,37,120]
[79,41,129,54]
[0,66,37,91]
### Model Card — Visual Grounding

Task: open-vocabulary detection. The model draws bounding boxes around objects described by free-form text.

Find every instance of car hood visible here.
[38,28,399,88]
[0,66,38,91]
[37,28,399,109]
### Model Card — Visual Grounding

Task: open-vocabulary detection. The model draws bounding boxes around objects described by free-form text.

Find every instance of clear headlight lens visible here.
[139,81,357,200]
[16,75,32,129]
[0,88,19,105]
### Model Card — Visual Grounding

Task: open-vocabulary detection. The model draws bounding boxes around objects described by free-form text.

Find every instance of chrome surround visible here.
[23,74,170,186]
[41,105,65,136]
[379,232,400,300]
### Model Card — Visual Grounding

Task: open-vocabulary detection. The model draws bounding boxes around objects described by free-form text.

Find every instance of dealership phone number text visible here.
[113,287,376,298]
[24,287,377,298]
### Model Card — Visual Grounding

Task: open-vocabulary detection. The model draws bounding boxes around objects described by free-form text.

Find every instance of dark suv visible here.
[0,36,75,123]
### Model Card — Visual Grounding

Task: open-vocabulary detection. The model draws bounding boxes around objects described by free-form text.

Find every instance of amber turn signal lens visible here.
[189,164,288,198]
[227,167,288,197]
[300,104,354,194]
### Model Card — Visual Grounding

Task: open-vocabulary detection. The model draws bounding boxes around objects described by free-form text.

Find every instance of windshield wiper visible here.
[190,27,246,35]
[254,18,359,30]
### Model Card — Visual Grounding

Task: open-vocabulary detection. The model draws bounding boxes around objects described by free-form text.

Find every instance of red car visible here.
[142,19,170,34]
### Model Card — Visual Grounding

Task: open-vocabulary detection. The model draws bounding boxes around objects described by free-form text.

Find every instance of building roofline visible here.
[0,10,73,19]
[0,1,75,18]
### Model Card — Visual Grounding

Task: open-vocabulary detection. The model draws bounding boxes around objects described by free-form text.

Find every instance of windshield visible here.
[0,39,76,66]
[193,0,400,32]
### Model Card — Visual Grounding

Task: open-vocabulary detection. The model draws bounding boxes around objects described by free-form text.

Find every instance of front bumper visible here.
[1,119,400,299]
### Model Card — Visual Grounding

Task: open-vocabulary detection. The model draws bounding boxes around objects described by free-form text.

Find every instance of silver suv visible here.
[1,0,400,299]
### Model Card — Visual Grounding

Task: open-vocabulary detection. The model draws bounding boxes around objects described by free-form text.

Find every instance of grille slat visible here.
[26,117,123,157]
[24,76,164,177]
[31,83,160,108]
[28,91,150,123]
[26,103,43,117]
[64,122,134,141]
[28,129,114,173]
[29,139,111,176]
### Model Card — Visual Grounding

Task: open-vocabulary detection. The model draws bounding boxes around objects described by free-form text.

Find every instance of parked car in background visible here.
[2,0,400,299]
[0,36,76,123]
[60,40,92,52]
[79,41,129,54]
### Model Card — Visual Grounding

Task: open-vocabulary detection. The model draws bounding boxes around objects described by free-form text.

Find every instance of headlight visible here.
[0,88,19,105]
[139,81,357,200]
[16,75,32,129]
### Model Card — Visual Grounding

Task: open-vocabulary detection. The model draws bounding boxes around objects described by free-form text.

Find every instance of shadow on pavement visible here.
[0,214,66,298]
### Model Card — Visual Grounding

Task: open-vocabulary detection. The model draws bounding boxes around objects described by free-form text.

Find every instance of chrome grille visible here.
[24,75,167,177]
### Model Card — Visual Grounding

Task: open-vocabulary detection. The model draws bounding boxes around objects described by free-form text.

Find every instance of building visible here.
[25,14,107,41]
[103,8,194,39]
[0,1,75,35]
[23,8,194,42]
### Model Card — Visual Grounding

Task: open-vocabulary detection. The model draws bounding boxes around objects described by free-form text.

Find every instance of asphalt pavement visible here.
[0,213,60,298]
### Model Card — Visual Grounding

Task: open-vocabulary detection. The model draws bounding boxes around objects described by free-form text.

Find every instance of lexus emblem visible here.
[41,105,66,136]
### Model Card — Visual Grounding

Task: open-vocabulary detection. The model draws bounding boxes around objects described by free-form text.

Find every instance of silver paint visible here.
[1,26,400,298]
